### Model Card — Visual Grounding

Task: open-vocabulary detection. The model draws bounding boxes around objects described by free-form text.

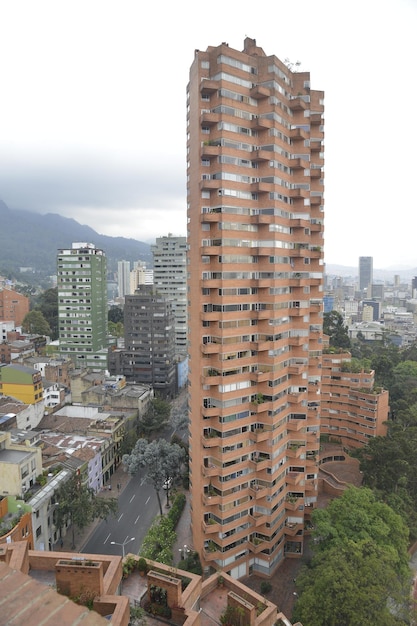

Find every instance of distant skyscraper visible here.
[359,256,373,293]
[57,242,108,370]
[412,276,417,298]
[117,260,131,299]
[187,38,324,577]
[151,235,187,356]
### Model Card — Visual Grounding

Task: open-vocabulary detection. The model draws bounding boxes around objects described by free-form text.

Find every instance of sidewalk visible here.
[56,463,132,553]
[172,489,193,565]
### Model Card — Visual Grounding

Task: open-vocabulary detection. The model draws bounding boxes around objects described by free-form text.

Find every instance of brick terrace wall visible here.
[93,596,130,626]
[148,570,182,607]
[228,590,256,626]
[136,557,202,613]
[201,573,277,626]
[0,497,8,517]
[8,540,30,574]
[55,558,104,597]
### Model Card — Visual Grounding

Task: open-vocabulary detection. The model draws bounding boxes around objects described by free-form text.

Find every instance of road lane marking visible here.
[135,514,141,524]
[145,496,150,505]
[118,513,124,522]
[104,533,111,544]
[130,494,135,503]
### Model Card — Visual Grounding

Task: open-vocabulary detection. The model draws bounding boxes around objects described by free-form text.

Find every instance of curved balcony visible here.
[202,519,221,534]
[250,84,270,99]
[200,79,219,94]
[285,522,304,537]
[201,112,220,126]
[288,97,308,111]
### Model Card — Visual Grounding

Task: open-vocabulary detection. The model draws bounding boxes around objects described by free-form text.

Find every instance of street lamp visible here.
[180,544,190,560]
[111,537,135,558]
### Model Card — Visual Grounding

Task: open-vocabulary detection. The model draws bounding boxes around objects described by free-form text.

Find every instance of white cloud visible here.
[1,0,416,266]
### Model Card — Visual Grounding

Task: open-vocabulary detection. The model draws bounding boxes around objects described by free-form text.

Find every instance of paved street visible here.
[57,387,189,555]
[82,467,160,557]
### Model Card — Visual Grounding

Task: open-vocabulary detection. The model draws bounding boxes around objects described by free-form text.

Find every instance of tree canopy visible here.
[323,311,351,348]
[293,487,411,626]
[123,438,185,515]
[22,309,52,336]
[55,474,118,549]
[36,287,59,340]
[138,398,171,438]
[108,306,124,324]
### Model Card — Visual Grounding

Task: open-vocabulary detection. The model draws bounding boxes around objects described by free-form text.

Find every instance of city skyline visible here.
[1,0,416,267]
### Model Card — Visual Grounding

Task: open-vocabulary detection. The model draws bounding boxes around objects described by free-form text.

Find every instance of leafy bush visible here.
[137,557,148,573]
[260,581,272,594]
[167,492,186,528]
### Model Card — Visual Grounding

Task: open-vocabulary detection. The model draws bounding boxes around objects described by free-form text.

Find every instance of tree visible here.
[140,515,176,564]
[293,541,409,626]
[22,309,51,336]
[36,287,58,340]
[108,306,124,324]
[293,487,411,625]
[354,406,417,538]
[55,474,118,549]
[108,320,124,338]
[389,361,417,409]
[312,487,409,568]
[138,398,171,438]
[120,429,139,456]
[123,438,185,515]
[178,550,202,575]
[323,311,351,349]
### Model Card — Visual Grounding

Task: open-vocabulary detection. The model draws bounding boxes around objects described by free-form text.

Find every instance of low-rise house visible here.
[27,468,72,551]
[43,380,66,410]
[0,395,44,430]
[21,355,74,390]
[0,431,43,498]
[39,430,112,490]
[69,369,107,403]
[0,364,45,428]
[81,378,152,416]
[0,340,12,364]
[9,339,36,361]
[37,404,135,477]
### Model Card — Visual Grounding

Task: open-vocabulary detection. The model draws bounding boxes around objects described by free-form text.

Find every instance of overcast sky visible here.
[1,0,416,268]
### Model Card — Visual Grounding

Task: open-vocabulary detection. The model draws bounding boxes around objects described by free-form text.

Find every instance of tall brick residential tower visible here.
[187,38,325,578]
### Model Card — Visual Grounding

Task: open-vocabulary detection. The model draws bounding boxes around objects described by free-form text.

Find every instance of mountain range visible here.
[1,198,416,284]
[0,199,152,277]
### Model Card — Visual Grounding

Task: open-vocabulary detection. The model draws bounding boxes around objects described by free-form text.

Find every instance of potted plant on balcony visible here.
[137,557,148,576]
